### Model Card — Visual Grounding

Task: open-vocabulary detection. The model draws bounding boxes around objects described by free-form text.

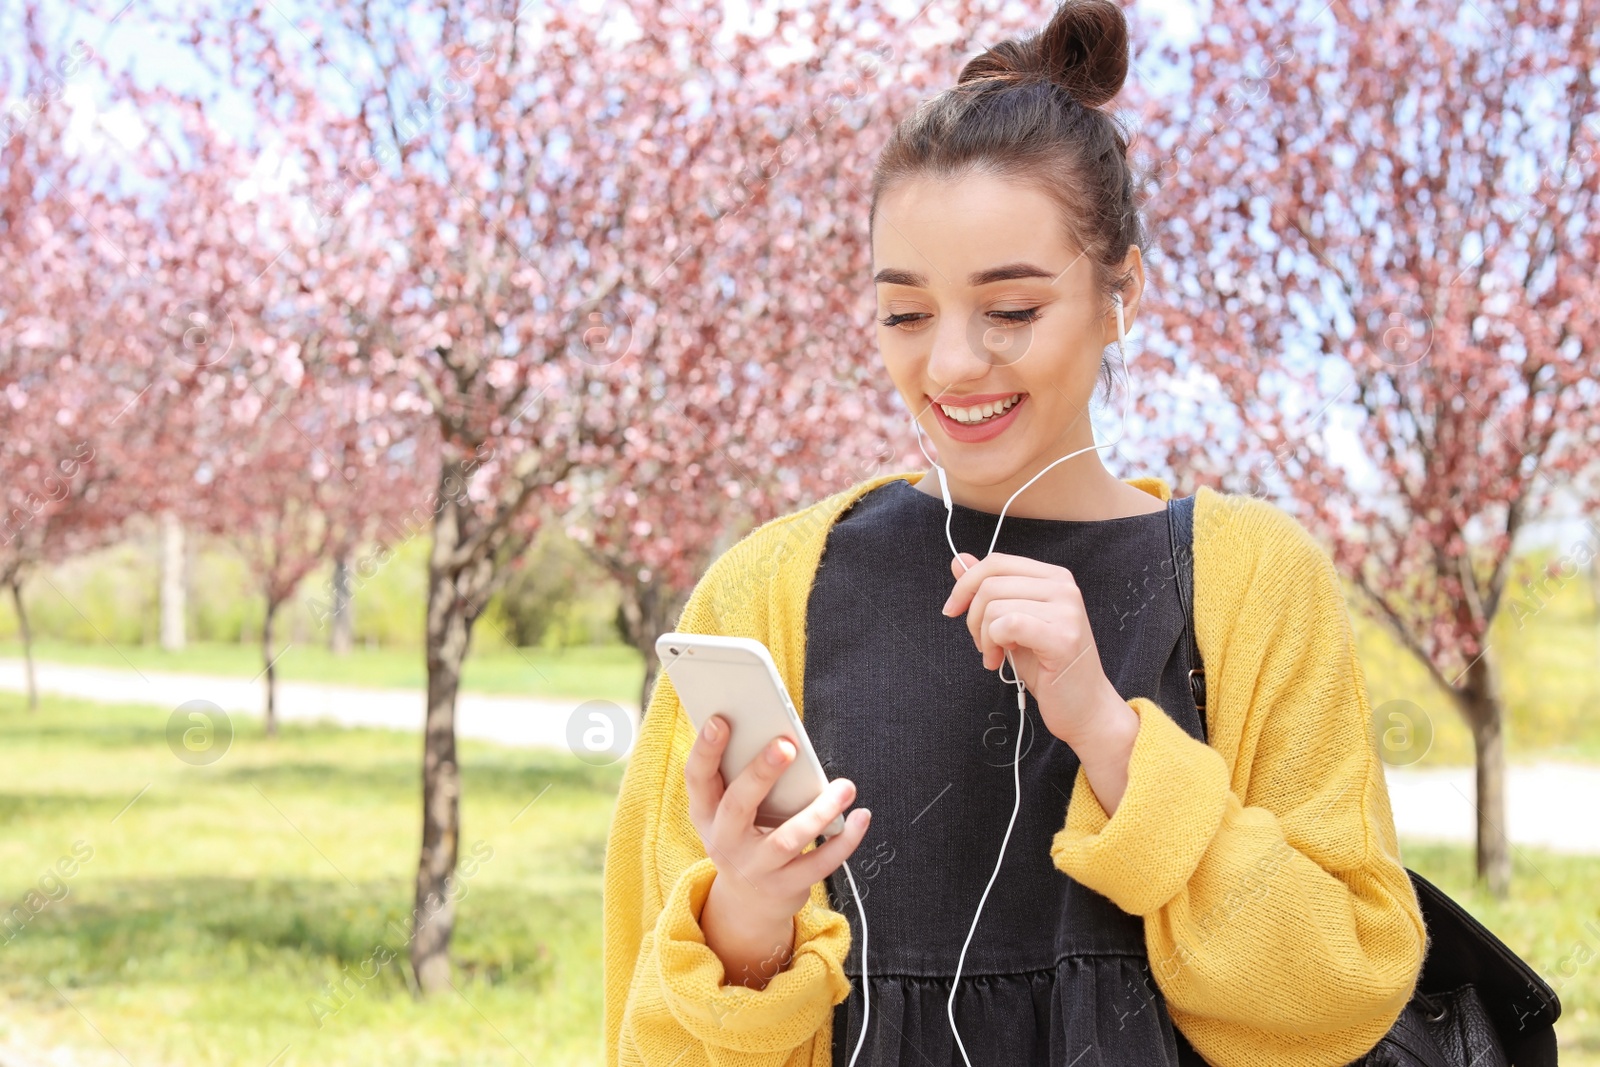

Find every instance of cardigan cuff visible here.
[655,855,853,1053]
[1049,697,1230,916]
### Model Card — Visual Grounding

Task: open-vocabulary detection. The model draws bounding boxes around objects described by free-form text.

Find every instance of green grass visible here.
[0,694,1596,1065]
[0,692,623,1066]
[0,638,645,707]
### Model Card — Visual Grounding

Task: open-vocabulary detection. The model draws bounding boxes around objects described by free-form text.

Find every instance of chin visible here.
[947,451,1034,486]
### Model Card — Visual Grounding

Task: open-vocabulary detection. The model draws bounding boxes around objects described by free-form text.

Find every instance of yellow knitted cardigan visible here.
[602,470,1426,1067]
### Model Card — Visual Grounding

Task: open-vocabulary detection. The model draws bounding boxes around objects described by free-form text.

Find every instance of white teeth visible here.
[939,393,1021,424]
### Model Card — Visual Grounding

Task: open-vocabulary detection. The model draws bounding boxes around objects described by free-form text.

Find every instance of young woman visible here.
[602,2,1426,1065]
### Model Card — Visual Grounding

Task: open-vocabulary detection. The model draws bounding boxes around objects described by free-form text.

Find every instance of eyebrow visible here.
[873,262,1058,288]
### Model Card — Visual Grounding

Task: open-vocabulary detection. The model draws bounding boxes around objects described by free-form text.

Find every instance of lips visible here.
[934,392,1023,423]
[929,392,1027,443]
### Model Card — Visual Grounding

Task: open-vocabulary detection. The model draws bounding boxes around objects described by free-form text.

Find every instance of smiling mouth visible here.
[935,392,1025,424]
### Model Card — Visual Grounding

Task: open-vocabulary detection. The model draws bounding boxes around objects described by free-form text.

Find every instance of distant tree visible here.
[197,378,383,735]
[488,530,582,649]
[1133,0,1600,895]
[0,14,191,705]
[158,511,187,651]
[327,548,355,655]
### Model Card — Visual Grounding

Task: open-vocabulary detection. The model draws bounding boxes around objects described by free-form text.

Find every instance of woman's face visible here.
[872,171,1136,489]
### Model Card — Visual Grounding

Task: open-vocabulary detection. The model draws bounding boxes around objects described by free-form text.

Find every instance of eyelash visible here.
[877,308,1042,329]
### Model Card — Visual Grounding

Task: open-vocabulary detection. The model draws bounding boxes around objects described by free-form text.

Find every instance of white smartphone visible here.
[656,632,847,840]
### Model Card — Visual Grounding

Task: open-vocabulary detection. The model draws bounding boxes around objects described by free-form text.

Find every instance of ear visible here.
[1105,244,1145,345]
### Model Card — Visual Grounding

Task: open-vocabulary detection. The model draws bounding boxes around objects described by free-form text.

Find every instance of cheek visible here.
[1026,333,1099,395]
[877,338,922,391]
[1016,361,1089,430]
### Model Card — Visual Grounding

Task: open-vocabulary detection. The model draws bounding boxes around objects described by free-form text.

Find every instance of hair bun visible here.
[957,0,1129,110]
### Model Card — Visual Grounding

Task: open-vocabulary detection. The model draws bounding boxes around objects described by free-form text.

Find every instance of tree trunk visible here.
[1470,716,1510,897]
[616,579,688,720]
[262,597,280,737]
[160,511,187,651]
[330,551,354,656]
[10,576,37,711]
[1459,655,1510,897]
[411,487,496,996]
[1591,538,1600,622]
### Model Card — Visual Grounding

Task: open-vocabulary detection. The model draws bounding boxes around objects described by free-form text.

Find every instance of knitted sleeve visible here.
[1047,491,1427,1067]
[602,545,853,1067]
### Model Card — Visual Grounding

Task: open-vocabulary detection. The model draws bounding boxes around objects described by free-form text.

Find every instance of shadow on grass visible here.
[1,875,574,1001]
[0,792,124,822]
[0,768,611,827]
[215,757,622,801]
[0,709,170,748]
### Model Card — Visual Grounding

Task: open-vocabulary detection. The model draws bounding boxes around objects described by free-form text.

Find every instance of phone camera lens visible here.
[669,647,679,656]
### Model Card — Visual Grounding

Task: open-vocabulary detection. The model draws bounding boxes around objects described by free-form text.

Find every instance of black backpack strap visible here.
[1166,492,1207,741]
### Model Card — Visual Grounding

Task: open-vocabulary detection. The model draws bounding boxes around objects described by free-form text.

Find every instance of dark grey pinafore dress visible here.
[803,477,1211,1067]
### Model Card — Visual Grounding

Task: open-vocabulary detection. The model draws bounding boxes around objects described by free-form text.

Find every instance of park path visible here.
[0,657,639,755]
[3,657,1600,855]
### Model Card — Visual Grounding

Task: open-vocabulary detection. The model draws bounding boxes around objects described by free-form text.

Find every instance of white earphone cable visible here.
[840,857,869,1067]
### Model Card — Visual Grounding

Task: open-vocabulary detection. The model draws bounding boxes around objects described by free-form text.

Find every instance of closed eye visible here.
[877,312,924,328]
[877,307,1042,329]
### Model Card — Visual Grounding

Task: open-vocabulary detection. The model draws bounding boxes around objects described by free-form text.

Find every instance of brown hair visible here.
[869,0,1147,404]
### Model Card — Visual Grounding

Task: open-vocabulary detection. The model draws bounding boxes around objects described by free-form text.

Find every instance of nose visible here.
[926,307,1001,392]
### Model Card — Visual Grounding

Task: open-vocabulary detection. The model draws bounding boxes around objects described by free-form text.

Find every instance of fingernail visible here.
[769,739,794,765]
[703,718,719,740]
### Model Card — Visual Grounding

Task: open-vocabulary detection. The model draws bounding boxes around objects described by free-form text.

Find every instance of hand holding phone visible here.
[659,633,873,924]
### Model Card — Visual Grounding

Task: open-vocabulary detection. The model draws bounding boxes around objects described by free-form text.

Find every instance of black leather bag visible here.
[1164,492,1562,1066]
